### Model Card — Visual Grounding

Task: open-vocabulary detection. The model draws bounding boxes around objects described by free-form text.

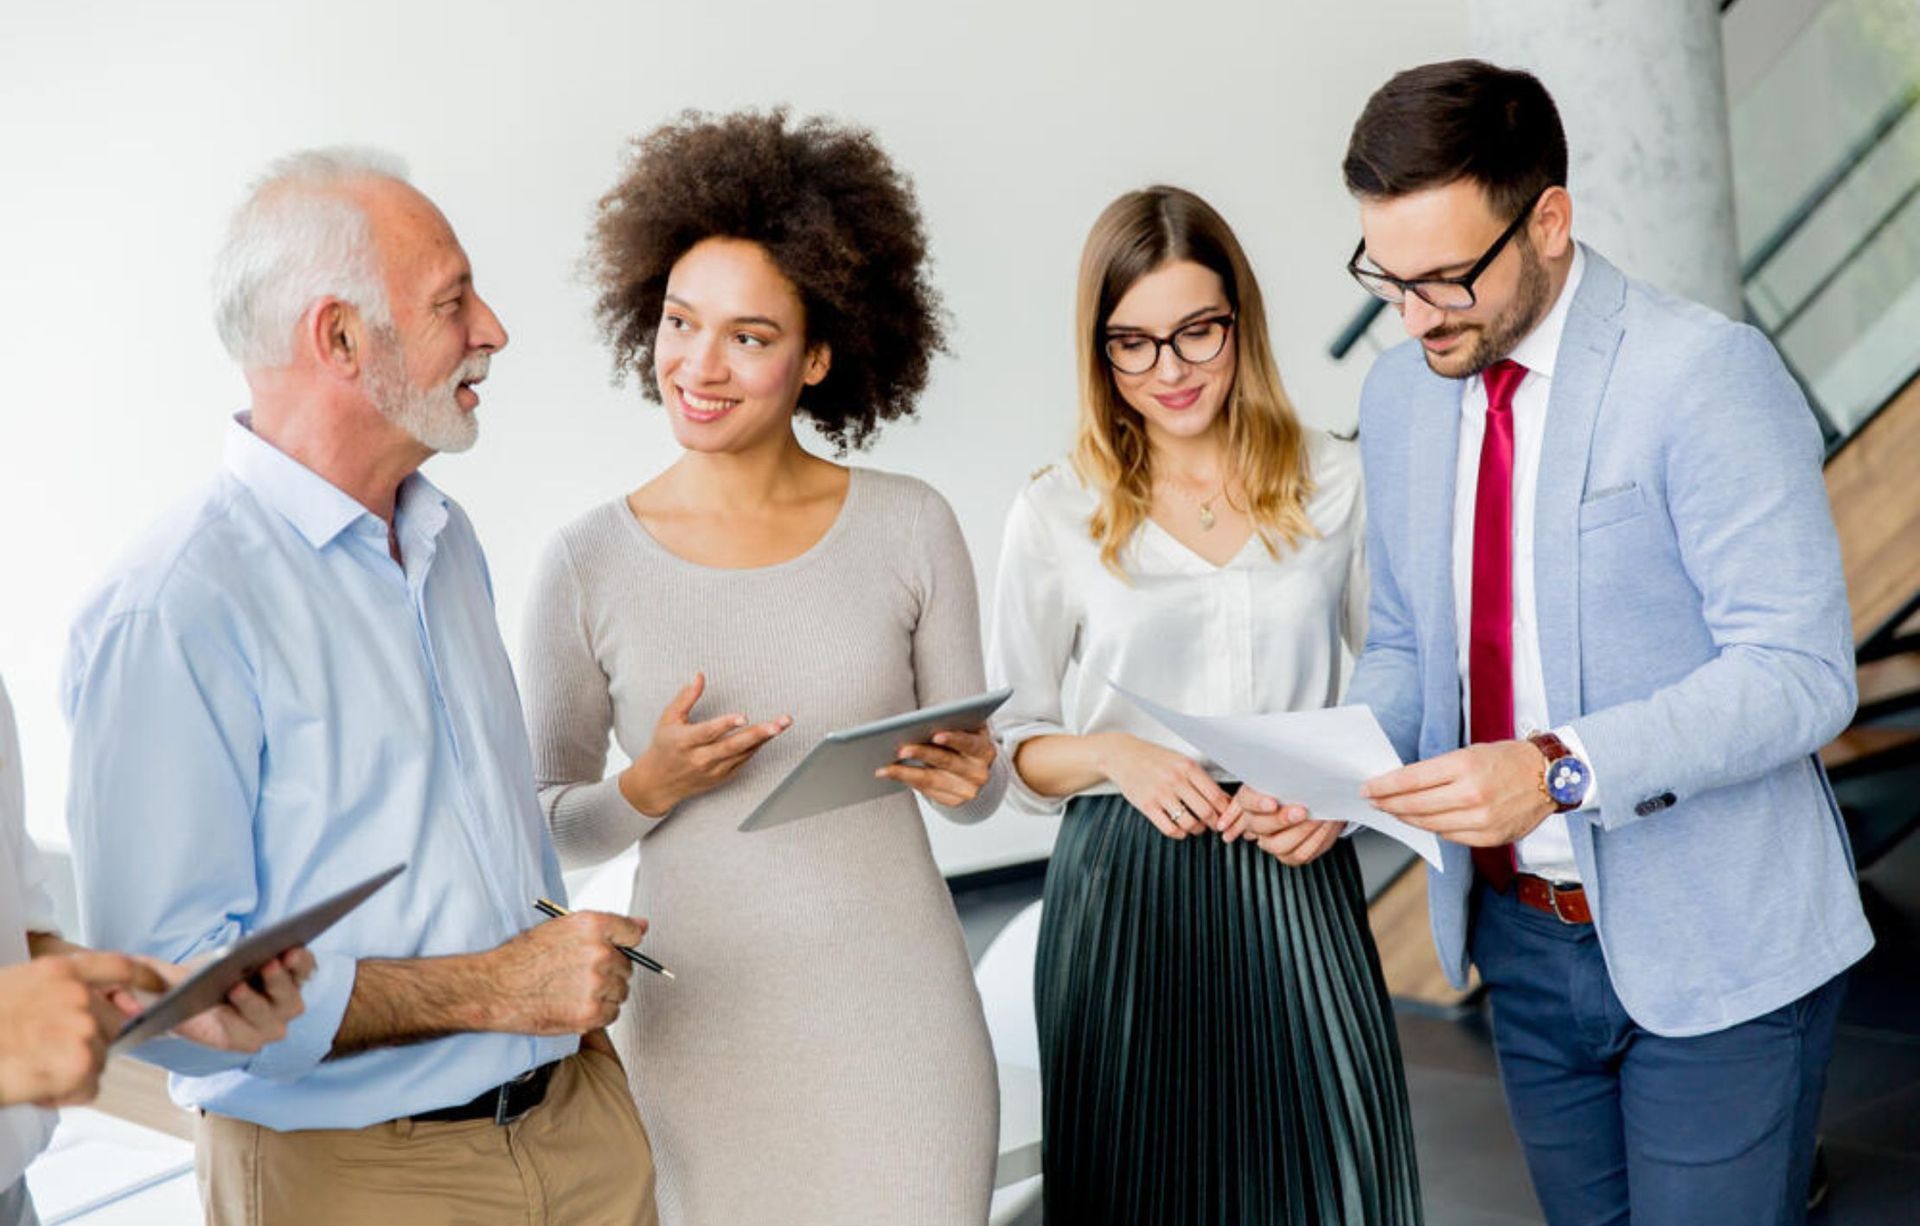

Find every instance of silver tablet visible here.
[113,862,406,1049]
[738,688,1013,832]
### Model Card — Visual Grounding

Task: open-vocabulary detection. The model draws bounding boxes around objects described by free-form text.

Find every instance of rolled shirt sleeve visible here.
[64,604,343,1082]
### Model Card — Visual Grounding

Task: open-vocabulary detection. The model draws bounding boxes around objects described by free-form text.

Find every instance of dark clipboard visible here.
[738,689,1012,832]
[113,862,405,1049]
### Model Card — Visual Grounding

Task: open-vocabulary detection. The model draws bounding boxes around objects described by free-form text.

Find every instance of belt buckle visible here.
[492,1067,539,1126]
[1545,882,1580,925]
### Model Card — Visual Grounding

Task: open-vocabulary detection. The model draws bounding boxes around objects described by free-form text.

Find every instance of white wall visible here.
[0,0,1465,873]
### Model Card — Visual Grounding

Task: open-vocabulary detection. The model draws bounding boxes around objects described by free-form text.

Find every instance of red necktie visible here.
[1469,359,1528,892]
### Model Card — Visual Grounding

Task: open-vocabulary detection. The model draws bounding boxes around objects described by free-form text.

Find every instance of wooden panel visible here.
[1367,865,1478,1008]
[1826,373,1920,644]
[92,1056,194,1142]
[1822,725,1920,771]
[1857,652,1920,708]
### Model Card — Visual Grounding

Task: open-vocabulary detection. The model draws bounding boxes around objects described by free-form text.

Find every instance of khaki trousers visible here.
[196,1050,657,1226]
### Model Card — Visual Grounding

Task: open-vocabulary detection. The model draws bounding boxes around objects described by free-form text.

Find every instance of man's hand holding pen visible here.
[481,911,650,1034]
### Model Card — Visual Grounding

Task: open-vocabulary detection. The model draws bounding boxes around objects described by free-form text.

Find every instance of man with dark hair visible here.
[1339,59,1869,1223]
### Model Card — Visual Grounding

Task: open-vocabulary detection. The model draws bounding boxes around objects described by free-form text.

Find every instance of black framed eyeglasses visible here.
[1346,189,1545,310]
[1102,312,1235,375]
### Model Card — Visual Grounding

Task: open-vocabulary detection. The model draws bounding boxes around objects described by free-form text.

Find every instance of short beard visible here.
[1423,236,1553,379]
[363,331,485,455]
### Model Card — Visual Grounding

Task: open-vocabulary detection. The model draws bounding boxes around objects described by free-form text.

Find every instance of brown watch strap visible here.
[1528,730,1571,762]
[1526,731,1577,813]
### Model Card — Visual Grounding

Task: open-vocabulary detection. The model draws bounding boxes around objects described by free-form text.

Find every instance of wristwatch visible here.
[1527,731,1592,813]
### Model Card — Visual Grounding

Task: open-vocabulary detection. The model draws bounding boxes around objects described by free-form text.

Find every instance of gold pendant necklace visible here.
[1162,475,1228,532]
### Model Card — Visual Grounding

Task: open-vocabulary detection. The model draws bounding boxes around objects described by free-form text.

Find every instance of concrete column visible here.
[1471,0,1743,317]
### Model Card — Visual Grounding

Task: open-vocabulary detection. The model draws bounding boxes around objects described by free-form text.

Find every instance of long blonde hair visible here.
[1071,186,1316,576]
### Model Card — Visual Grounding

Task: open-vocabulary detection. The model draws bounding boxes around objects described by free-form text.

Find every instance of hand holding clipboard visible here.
[112,863,404,1050]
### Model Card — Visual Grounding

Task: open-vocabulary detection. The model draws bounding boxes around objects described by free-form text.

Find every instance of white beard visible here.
[365,338,487,455]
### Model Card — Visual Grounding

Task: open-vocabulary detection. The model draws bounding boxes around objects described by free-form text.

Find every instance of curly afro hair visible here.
[587,108,947,453]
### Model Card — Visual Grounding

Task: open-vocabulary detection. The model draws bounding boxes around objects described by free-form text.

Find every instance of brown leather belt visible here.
[1510,873,1592,924]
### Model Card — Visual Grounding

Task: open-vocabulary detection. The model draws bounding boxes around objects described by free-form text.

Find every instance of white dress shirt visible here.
[1453,246,1599,882]
[989,432,1368,814]
[0,677,61,1190]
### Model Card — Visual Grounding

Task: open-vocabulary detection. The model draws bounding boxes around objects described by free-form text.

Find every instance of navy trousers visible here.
[1470,880,1845,1226]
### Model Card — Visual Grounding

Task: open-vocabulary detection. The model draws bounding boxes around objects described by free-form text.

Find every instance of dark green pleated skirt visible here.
[1035,793,1423,1225]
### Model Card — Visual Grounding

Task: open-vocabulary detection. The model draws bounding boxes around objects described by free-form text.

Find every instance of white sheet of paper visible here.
[26,1106,196,1224]
[1109,683,1446,870]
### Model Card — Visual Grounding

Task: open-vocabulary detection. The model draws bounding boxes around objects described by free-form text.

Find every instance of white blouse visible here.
[986,431,1368,815]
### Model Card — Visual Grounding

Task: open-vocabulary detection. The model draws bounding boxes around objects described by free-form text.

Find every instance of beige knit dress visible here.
[520,468,1003,1226]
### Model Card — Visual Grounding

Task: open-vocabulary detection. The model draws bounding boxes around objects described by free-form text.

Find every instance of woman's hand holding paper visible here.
[1220,784,1340,866]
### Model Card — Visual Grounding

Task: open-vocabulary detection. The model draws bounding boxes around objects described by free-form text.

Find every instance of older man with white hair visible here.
[62,149,659,1225]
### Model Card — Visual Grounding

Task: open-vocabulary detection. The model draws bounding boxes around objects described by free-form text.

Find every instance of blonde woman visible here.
[988,186,1421,1223]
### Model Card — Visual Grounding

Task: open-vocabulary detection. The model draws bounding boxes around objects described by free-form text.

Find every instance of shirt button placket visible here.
[1226,571,1254,713]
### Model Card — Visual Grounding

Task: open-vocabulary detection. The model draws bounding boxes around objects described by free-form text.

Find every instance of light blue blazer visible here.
[1347,246,1873,1038]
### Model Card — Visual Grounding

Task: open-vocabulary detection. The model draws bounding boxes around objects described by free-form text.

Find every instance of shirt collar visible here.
[222,413,448,550]
[395,466,451,552]
[1504,243,1587,381]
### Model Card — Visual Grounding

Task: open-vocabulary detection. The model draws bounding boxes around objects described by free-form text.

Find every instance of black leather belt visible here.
[411,1060,558,1126]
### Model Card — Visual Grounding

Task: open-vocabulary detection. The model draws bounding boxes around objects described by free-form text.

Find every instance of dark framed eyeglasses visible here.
[1347,189,1545,310]
[1102,312,1235,375]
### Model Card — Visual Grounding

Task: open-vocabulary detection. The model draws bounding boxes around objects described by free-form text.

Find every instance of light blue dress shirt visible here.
[62,416,575,1130]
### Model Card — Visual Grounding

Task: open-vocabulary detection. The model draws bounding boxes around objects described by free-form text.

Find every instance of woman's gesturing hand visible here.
[878,727,998,807]
[1098,734,1231,839]
[619,673,790,816]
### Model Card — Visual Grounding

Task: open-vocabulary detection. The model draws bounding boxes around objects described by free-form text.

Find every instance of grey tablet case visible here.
[738,689,1013,832]
[113,862,406,1049]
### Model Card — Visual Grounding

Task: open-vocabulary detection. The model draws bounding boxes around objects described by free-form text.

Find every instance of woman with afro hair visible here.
[519,110,1005,1224]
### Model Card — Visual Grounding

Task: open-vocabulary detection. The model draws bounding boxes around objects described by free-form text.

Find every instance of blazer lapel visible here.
[1406,368,1464,752]
[1535,247,1627,725]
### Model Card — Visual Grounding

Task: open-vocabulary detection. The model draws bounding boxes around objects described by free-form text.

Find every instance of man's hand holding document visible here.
[1110,683,1445,870]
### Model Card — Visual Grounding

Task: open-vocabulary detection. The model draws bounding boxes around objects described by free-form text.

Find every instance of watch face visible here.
[1548,757,1591,807]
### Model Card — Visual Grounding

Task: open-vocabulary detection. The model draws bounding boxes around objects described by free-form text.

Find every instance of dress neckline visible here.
[617,467,865,576]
